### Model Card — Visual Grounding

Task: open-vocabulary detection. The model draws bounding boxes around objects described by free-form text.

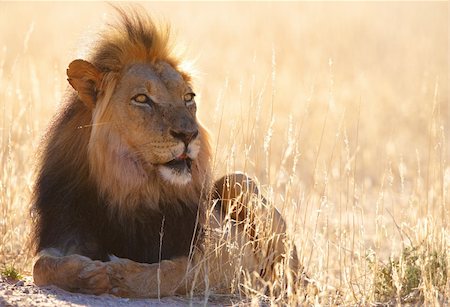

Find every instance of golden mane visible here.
[33,6,211,227]
[89,6,189,81]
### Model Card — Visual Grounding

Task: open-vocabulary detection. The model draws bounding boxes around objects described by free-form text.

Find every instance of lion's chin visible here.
[158,160,192,186]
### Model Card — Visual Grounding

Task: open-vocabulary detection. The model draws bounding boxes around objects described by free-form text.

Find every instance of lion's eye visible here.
[183,93,196,106]
[131,94,151,105]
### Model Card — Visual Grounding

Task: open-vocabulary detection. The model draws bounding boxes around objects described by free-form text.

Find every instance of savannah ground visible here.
[0,2,448,306]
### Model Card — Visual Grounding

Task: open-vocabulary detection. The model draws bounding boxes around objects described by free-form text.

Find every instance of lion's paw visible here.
[34,254,111,295]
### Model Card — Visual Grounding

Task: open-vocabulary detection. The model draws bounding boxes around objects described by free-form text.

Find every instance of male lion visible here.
[32,7,302,298]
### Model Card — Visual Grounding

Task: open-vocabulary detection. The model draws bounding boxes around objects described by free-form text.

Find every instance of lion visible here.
[31,7,303,298]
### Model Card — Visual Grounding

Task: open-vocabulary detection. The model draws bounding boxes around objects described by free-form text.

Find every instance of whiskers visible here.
[133,141,184,159]
[136,139,180,149]
[129,146,180,162]
[77,121,113,129]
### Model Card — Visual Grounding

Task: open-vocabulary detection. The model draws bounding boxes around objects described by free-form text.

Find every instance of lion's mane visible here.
[31,7,212,263]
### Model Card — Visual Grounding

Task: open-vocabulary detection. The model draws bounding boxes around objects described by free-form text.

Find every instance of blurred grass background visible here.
[0,2,448,304]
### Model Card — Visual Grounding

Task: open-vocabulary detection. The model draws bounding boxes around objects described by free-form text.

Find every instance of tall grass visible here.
[0,2,448,304]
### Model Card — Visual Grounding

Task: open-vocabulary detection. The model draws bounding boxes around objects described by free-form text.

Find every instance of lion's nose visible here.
[170,128,199,145]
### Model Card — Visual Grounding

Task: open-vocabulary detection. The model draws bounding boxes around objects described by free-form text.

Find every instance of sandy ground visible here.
[0,277,238,307]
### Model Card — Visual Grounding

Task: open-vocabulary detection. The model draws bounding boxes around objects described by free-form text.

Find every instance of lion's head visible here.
[58,8,211,210]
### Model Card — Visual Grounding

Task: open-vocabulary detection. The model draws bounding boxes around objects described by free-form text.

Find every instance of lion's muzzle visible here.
[169,128,199,146]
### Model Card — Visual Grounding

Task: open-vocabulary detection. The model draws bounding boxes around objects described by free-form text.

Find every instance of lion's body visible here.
[31,7,302,298]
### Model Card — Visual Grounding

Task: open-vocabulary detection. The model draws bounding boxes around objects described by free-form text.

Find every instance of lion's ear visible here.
[67,59,103,109]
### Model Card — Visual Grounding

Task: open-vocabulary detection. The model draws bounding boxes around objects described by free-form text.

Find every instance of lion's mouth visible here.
[163,156,193,173]
[157,152,196,185]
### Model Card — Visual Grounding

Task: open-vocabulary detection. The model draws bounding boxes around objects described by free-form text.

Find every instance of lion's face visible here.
[108,62,200,185]
[67,59,203,187]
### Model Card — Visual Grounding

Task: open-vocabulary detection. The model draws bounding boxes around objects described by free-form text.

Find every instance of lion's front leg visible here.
[34,249,192,298]
[106,256,190,298]
[33,248,111,295]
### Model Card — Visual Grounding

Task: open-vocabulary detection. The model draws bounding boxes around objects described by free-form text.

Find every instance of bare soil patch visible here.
[0,277,235,307]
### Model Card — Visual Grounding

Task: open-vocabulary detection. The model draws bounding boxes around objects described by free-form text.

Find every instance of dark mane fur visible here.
[31,7,206,263]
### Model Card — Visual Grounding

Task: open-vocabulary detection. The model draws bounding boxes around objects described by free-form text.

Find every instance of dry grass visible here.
[0,2,448,305]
